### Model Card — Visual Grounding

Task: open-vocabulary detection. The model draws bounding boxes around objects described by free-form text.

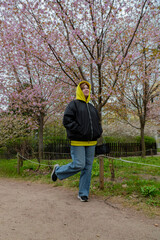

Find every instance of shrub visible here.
[141,186,159,197]
[104,135,156,144]
[135,136,156,144]
[0,147,7,154]
[5,136,35,155]
[103,136,136,143]
[135,136,157,154]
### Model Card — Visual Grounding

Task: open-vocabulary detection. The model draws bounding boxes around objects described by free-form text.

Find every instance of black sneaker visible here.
[78,196,88,202]
[51,164,59,182]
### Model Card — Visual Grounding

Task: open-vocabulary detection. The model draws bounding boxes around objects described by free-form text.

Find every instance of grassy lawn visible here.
[0,155,160,215]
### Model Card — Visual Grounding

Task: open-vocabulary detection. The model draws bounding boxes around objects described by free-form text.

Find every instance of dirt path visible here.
[0,178,160,240]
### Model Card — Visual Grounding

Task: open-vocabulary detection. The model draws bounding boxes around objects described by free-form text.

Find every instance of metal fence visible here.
[0,140,157,160]
[39,140,157,159]
[0,153,17,160]
[107,142,157,157]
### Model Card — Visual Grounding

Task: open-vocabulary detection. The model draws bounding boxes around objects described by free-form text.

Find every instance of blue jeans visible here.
[55,145,95,197]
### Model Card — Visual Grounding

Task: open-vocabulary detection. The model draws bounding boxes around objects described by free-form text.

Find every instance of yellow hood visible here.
[76,81,91,103]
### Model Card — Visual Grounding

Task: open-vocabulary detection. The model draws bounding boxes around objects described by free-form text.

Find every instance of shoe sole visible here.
[51,164,59,181]
[78,196,88,202]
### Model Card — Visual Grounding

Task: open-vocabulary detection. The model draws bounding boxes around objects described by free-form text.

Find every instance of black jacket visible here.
[63,100,103,141]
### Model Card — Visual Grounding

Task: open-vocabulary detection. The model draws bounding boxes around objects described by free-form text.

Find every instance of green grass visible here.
[0,156,160,214]
[157,148,160,152]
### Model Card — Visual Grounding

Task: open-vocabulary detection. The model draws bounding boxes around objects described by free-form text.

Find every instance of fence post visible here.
[99,156,104,190]
[108,158,115,181]
[151,148,153,156]
[17,153,21,174]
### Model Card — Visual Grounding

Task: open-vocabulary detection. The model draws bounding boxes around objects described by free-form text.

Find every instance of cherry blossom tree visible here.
[2,0,157,115]
[0,5,73,159]
[107,12,160,157]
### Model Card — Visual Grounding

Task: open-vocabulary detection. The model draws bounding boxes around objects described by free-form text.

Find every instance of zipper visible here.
[86,103,93,140]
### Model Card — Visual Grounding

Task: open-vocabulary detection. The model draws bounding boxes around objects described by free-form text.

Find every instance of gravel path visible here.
[0,178,160,240]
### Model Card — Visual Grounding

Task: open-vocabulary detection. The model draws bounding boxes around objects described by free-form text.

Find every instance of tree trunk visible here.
[140,123,146,158]
[38,113,44,161]
[97,62,104,189]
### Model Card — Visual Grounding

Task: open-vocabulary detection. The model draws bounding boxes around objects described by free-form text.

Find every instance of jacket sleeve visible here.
[63,101,81,133]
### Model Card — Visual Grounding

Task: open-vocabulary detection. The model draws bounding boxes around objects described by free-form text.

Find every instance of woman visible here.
[51,81,103,202]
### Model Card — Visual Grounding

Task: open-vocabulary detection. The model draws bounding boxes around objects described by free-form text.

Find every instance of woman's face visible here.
[81,84,89,98]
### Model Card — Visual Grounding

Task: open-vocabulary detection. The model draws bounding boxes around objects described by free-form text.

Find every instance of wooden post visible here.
[108,158,115,181]
[99,156,104,190]
[17,154,21,174]
[20,158,23,167]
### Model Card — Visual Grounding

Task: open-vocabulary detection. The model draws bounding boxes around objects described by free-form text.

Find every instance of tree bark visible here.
[38,113,44,161]
[97,62,104,189]
[140,122,146,158]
